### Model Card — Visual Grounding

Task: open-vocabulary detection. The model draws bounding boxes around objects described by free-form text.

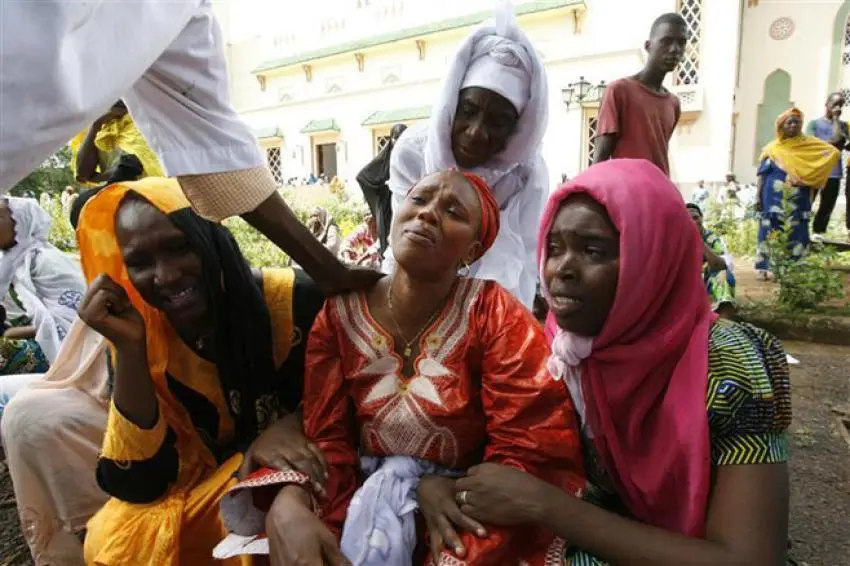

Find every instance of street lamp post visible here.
[561,76,607,111]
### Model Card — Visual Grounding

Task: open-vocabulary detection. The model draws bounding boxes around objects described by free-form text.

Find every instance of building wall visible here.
[734,0,848,183]
[216,0,743,193]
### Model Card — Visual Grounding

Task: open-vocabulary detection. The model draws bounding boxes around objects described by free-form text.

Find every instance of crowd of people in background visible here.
[0,2,811,565]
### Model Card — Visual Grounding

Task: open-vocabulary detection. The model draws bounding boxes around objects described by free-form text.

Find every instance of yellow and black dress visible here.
[75,178,323,566]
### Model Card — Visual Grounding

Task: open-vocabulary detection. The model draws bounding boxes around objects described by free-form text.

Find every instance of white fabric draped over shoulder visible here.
[381,1,549,308]
[0,198,86,363]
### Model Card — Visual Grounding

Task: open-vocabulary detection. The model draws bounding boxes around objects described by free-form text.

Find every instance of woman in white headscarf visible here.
[383,0,548,308]
[0,197,85,372]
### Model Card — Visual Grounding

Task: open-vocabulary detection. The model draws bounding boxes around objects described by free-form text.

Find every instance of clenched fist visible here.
[79,274,146,349]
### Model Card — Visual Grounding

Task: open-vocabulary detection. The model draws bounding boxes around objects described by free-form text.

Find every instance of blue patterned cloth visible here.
[755,158,811,272]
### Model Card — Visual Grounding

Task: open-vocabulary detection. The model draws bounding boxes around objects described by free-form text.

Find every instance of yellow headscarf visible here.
[76,179,218,475]
[759,107,840,189]
[69,114,165,186]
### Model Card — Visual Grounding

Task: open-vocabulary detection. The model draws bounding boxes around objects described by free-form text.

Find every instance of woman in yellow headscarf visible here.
[69,101,165,186]
[755,107,840,279]
[75,178,324,565]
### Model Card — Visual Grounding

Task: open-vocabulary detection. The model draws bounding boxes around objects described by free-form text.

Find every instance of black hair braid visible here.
[168,210,276,445]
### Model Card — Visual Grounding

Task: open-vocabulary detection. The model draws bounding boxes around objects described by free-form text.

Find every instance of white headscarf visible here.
[384,0,549,307]
[0,197,85,362]
[423,0,548,174]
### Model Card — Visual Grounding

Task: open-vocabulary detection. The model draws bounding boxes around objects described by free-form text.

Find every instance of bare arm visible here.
[241,194,359,295]
[531,463,788,565]
[76,120,111,184]
[593,134,618,165]
[78,276,158,428]
[3,325,36,339]
[703,243,727,272]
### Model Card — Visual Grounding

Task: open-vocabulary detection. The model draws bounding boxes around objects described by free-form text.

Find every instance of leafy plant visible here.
[45,194,77,252]
[11,147,75,200]
[762,184,845,312]
[704,199,759,257]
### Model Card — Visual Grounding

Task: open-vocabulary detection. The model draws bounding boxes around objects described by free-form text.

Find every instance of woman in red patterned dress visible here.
[262,170,584,565]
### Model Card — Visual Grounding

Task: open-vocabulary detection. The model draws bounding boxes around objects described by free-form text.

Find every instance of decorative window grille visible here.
[676,0,703,86]
[374,134,391,156]
[266,147,283,186]
[840,15,850,101]
[582,111,599,170]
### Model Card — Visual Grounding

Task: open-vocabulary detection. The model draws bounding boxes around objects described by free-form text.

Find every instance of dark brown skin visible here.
[448,197,789,566]
[781,114,802,139]
[76,100,129,184]
[594,21,686,165]
[543,195,619,337]
[451,87,519,168]
[265,171,487,566]
[824,93,847,146]
[0,202,16,251]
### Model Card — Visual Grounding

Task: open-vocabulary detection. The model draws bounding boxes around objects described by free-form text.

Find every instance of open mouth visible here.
[162,285,201,309]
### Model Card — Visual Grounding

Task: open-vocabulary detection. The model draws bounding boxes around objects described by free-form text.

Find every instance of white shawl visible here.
[0,198,86,363]
[382,1,549,308]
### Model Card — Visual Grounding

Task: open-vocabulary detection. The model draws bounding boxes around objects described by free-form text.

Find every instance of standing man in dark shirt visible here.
[593,13,686,175]
[356,123,407,256]
[806,92,850,241]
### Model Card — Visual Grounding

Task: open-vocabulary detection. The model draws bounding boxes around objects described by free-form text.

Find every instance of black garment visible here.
[69,153,144,229]
[356,124,406,255]
[356,148,393,255]
[812,177,850,234]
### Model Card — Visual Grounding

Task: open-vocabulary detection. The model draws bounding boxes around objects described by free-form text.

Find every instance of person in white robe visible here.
[382,1,549,308]
[0,198,85,365]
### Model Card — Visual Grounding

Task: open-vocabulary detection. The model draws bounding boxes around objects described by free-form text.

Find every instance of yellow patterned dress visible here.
[69,114,164,186]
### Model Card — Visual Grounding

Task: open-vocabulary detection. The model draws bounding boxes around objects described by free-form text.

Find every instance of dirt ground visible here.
[1,342,848,565]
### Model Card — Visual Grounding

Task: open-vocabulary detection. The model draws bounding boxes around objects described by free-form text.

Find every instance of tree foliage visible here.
[10,147,75,199]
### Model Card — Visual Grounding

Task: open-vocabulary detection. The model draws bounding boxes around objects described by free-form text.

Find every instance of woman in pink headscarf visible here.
[449,159,793,564]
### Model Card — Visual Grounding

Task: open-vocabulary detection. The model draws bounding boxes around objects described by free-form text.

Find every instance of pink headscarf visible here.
[538,159,715,537]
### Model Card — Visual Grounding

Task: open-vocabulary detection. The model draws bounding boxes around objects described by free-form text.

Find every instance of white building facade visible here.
[213,0,850,193]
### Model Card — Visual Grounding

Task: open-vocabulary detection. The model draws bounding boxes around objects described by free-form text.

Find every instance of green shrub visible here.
[762,184,845,312]
[46,199,77,252]
[224,216,291,268]
[704,200,759,257]
[224,188,367,268]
